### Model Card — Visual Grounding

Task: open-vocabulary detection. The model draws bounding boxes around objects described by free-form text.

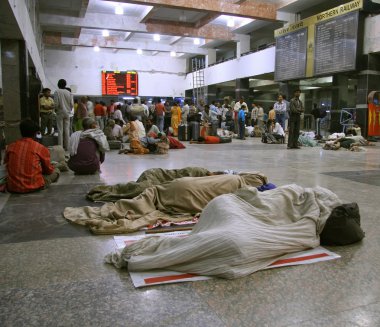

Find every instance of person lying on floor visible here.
[64,172,268,234]
[190,136,232,144]
[105,185,364,279]
[5,119,60,193]
[68,117,109,174]
[323,135,374,151]
[86,166,252,202]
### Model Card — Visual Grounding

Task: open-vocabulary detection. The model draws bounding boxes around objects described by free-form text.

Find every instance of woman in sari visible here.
[124,116,149,154]
[170,102,182,136]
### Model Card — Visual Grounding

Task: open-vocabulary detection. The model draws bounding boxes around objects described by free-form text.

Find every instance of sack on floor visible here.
[320,203,365,245]
[254,126,263,137]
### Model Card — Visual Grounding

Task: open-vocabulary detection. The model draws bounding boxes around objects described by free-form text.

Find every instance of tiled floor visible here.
[0,138,379,327]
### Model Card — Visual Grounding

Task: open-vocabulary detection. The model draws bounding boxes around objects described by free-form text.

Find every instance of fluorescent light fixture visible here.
[136,49,143,55]
[153,34,160,41]
[170,51,176,57]
[227,18,235,27]
[94,46,100,52]
[193,38,200,45]
[102,30,109,37]
[115,6,123,15]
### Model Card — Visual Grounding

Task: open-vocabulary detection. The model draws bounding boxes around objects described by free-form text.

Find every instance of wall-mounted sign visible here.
[275,28,308,81]
[274,0,363,81]
[101,71,138,96]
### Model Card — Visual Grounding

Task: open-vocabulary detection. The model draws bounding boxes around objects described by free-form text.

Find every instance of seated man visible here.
[104,119,123,141]
[68,117,109,174]
[271,122,285,143]
[5,119,59,193]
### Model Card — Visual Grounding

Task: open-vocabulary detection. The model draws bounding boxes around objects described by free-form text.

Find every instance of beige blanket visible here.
[64,173,267,234]
[105,184,342,279]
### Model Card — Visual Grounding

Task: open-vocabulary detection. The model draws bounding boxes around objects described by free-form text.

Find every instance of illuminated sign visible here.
[101,71,138,96]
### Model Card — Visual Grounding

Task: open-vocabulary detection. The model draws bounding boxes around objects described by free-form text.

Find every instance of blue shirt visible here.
[238,109,245,122]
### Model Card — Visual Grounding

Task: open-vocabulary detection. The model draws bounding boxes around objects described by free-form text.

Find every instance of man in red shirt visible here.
[4,119,60,193]
[155,101,165,132]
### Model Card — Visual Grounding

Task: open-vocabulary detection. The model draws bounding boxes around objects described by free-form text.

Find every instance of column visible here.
[1,39,29,143]
[205,84,217,104]
[235,34,250,58]
[235,78,250,103]
[205,49,216,67]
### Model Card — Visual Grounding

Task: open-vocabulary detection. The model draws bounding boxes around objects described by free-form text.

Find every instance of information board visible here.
[274,28,308,81]
[314,11,359,76]
[101,71,138,96]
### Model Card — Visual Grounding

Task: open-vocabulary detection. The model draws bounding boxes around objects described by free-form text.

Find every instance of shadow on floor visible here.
[0,184,101,244]
[321,170,380,187]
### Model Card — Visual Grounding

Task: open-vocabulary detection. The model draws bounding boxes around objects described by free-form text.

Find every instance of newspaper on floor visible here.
[113,233,340,288]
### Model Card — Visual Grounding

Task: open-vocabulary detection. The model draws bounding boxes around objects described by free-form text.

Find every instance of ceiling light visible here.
[193,38,200,45]
[102,30,109,37]
[227,18,235,27]
[136,49,143,55]
[115,6,123,15]
[94,46,100,52]
[170,51,176,57]
[153,34,160,41]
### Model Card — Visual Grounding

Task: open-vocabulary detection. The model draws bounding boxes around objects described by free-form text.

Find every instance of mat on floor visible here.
[113,234,340,288]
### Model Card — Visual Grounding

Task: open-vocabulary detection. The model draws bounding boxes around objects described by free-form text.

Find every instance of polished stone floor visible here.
[0,138,379,327]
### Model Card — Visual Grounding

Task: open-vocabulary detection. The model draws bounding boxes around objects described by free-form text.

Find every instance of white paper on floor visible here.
[113,233,340,288]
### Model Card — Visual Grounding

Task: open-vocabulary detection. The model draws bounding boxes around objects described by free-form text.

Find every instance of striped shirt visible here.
[5,138,54,193]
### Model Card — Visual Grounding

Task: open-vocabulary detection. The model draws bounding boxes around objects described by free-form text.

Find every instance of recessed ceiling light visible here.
[102,30,110,37]
[193,38,200,45]
[115,6,123,15]
[227,18,235,27]
[94,46,100,52]
[170,51,176,57]
[153,34,160,41]
[136,49,143,55]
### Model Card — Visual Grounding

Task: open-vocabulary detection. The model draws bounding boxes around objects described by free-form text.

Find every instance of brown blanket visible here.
[64,173,267,234]
[86,167,212,202]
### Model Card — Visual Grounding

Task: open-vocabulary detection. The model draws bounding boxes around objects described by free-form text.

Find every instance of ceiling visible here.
[36,0,349,58]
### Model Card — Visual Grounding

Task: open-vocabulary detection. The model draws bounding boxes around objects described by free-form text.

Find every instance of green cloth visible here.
[87,167,212,202]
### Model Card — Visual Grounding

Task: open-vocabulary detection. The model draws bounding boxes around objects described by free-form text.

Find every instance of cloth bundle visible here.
[105,184,342,278]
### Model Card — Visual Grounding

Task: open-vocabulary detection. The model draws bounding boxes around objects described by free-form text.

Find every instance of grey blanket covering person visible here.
[87,167,213,202]
[105,184,342,279]
[64,173,267,235]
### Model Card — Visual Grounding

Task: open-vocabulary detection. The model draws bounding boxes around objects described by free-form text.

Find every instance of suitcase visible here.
[210,121,218,136]
[178,124,188,141]
[189,121,200,141]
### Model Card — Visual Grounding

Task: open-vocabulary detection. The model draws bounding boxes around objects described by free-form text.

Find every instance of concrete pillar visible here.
[205,84,217,104]
[206,49,216,67]
[235,78,250,103]
[235,34,250,58]
[356,54,380,136]
[1,39,29,143]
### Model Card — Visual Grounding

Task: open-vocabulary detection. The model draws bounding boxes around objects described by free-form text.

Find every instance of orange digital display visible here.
[101,71,138,96]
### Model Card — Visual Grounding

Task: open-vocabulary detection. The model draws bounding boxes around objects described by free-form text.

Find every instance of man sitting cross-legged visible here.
[5,119,60,193]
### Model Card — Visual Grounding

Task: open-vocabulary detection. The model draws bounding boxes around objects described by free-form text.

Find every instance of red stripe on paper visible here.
[144,273,197,284]
[269,253,330,266]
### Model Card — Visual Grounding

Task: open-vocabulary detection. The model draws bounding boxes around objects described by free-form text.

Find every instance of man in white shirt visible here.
[273,94,287,130]
[251,104,258,126]
[54,79,73,150]
[181,100,190,124]
[86,97,94,118]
